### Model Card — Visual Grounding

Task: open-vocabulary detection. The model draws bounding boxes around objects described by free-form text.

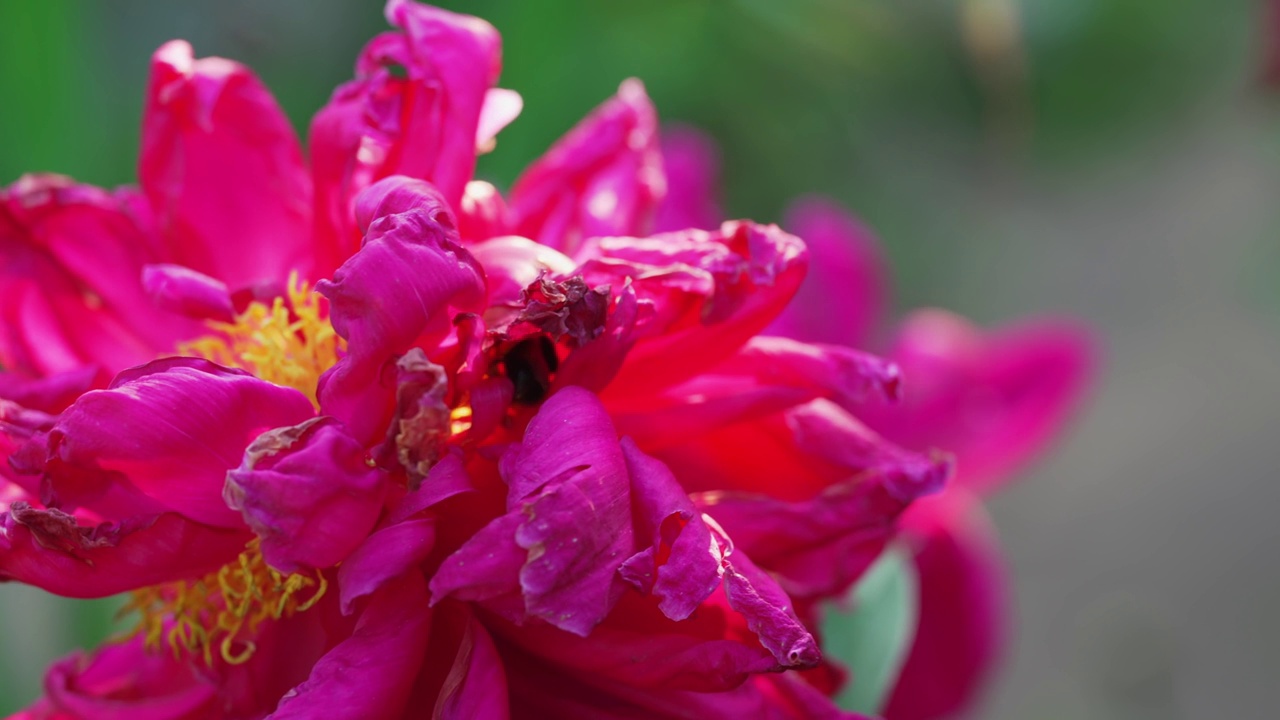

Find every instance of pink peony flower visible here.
[659,128,1097,719]
[0,2,982,718]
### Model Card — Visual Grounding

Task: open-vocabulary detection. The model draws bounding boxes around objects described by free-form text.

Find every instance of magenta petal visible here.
[44,357,315,526]
[430,510,527,608]
[617,438,723,621]
[434,614,511,720]
[18,633,217,719]
[225,417,386,574]
[1,175,202,379]
[865,310,1097,493]
[509,79,664,255]
[434,388,634,636]
[337,517,435,615]
[141,263,234,322]
[317,177,486,445]
[0,503,249,598]
[788,400,951,503]
[500,386,626,507]
[0,367,96,415]
[309,2,501,272]
[767,197,890,348]
[270,571,432,719]
[653,124,722,233]
[507,388,634,635]
[141,41,311,289]
[721,552,820,669]
[884,497,1008,720]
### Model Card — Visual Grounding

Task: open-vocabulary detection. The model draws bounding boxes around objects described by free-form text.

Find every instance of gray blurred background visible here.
[1,0,1277,716]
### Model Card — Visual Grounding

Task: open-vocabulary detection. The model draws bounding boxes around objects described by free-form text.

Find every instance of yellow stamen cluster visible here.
[178,272,342,407]
[122,539,326,666]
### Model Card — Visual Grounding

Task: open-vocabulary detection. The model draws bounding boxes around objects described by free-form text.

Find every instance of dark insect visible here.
[502,335,559,405]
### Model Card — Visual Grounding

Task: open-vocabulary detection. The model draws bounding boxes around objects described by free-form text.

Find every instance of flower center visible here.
[178,272,342,408]
[122,538,326,666]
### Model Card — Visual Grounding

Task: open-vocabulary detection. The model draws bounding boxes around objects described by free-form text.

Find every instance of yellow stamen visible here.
[122,539,327,666]
[178,272,343,408]
[449,405,473,436]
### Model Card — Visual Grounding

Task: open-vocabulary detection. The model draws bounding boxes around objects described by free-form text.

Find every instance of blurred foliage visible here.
[821,544,919,714]
[0,0,1267,713]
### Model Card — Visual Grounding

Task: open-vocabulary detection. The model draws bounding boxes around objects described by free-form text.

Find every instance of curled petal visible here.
[510,80,664,255]
[270,571,433,719]
[0,503,249,598]
[653,124,722,233]
[667,401,948,599]
[610,335,900,450]
[310,1,502,272]
[14,633,217,719]
[864,310,1097,492]
[586,221,808,396]
[721,552,820,669]
[617,439,723,621]
[337,517,435,615]
[317,177,487,445]
[0,175,201,380]
[767,197,890,348]
[42,357,315,526]
[142,41,312,289]
[225,417,386,574]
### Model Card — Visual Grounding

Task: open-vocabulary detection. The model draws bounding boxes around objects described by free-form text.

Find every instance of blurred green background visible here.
[2,1,1278,717]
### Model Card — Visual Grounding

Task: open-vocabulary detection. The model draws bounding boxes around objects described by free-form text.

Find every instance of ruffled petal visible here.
[653,124,722,233]
[509,80,664,256]
[0,175,202,381]
[0,503,249,597]
[884,496,1007,720]
[309,1,502,273]
[617,439,724,621]
[269,571,433,719]
[316,177,487,445]
[584,221,808,396]
[862,309,1096,492]
[721,552,820,669]
[767,198,890,348]
[12,634,217,719]
[225,417,386,573]
[41,357,315,527]
[141,41,311,289]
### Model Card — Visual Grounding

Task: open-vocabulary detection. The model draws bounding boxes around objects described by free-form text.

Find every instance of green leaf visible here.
[821,544,919,715]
